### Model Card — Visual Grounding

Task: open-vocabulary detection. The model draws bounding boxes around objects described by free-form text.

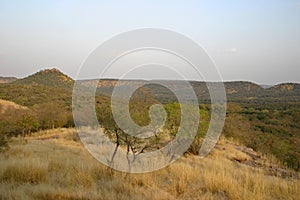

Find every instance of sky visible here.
[0,0,299,85]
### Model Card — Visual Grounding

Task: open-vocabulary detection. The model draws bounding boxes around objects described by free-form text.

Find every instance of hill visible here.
[1,69,299,104]
[0,76,17,84]
[94,80,300,103]
[14,68,74,89]
[0,68,73,107]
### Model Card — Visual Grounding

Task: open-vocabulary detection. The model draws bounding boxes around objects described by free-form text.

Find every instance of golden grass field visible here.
[0,128,299,200]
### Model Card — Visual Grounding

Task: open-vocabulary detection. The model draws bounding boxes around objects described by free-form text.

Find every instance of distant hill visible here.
[92,79,300,103]
[0,68,300,105]
[0,76,17,84]
[1,67,298,104]
[14,68,74,89]
[0,68,73,106]
[1,69,299,102]
[81,79,145,88]
[269,83,300,92]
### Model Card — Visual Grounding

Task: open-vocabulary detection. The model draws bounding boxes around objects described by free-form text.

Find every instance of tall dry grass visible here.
[0,129,298,200]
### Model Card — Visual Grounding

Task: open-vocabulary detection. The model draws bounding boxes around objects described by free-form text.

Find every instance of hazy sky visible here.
[0,0,299,84]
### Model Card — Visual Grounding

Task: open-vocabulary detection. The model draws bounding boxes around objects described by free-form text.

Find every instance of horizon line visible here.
[1,67,300,86]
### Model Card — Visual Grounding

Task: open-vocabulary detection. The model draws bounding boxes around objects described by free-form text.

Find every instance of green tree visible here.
[17,112,38,140]
[33,101,69,129]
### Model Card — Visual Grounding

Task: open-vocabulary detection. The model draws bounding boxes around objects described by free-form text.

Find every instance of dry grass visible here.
[1,160,47,184]
[0,129,298,200]
[0,99,28,115]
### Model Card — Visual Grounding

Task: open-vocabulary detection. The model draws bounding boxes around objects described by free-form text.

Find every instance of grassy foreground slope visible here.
[0,129,298,200]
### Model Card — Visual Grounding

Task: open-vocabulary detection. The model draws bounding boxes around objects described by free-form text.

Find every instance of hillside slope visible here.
[0,129,298,200]
[0,69,73,107]
[14,68,74,89]
[0,99,28,114]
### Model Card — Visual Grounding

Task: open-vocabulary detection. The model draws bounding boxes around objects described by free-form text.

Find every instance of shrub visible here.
[0,134,8,152]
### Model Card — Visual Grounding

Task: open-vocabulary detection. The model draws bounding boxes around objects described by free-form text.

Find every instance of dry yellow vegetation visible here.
[0,99,28,115]
[0,129,298,200]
